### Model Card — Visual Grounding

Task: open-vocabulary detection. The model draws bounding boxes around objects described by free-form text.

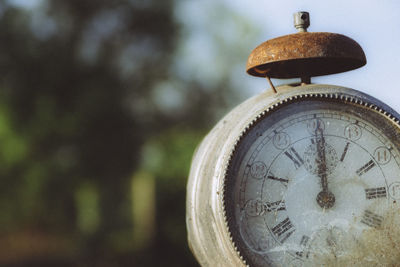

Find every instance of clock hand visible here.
[314,123,336,209]
[316,127,328,191]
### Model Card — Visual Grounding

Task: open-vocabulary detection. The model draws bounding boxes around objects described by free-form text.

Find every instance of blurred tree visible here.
[0,0,259,266]
[0,0,182,265]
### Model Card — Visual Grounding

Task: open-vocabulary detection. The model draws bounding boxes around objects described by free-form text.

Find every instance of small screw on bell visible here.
[294,12,311,84]
[294,12,310,32]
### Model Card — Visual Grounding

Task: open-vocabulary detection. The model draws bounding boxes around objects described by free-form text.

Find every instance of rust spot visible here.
[246,32,366,79]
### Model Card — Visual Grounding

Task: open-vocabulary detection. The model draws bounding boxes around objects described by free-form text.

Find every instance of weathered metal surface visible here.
[186,84,400,266]
[246,32,366,78]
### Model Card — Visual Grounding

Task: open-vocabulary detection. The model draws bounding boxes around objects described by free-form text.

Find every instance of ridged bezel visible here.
[221,92,400,266]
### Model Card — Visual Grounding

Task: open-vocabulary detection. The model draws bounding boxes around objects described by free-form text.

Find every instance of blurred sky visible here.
[9,0,400,112]
[178,0,400,112]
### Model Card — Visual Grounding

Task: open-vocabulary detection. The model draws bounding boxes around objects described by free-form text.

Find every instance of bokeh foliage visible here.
[0,0,257,266]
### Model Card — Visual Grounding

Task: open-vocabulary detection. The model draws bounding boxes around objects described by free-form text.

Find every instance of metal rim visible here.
[221,92,400,266]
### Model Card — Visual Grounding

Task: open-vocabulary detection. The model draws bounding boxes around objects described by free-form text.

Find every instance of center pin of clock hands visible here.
[314,124,336,209]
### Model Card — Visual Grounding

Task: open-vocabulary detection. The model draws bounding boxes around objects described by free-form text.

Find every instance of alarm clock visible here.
[186,12,400,266]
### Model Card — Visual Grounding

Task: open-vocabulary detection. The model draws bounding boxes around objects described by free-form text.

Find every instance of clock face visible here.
[224,95,400,266]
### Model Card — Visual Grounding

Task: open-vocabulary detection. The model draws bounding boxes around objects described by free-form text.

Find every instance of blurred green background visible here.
[0,0,260,266]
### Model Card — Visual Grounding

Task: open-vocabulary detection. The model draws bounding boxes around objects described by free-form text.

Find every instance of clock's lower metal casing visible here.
[186,84,400,267]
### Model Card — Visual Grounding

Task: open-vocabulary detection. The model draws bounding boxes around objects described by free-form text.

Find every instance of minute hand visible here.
[316,128,328,191]
[315,126,335,209]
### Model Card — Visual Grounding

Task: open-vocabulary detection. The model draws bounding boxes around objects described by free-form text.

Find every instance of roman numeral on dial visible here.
[356,160,376,176]
[267,175,289,184]
[284,147,304,169]
[265,200,286,212]
[244,200,286,217]
[271,217,295,243]
[361,210,383,228]
[365,187,387,199]
[295,235,310,258]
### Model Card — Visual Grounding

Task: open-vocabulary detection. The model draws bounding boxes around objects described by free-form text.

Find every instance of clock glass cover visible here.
[224,93,400,266]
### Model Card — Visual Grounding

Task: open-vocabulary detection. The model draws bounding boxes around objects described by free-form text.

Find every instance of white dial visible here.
[224,97,400,266]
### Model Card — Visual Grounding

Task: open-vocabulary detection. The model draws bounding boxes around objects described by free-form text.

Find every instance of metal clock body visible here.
[186,12,400,266]
[187,84,400,266]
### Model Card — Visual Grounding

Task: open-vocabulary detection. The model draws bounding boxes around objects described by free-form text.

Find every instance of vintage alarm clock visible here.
[186,12,400,266]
